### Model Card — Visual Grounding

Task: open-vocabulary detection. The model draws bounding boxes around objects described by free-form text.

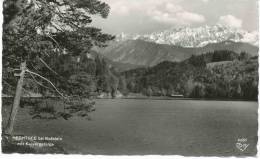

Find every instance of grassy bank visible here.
[2,97,96,154]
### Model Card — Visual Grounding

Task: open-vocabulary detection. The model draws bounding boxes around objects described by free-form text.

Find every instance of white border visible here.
[0,0,259,159]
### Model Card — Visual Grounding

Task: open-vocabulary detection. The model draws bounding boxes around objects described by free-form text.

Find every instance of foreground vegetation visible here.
[2,0,115,137]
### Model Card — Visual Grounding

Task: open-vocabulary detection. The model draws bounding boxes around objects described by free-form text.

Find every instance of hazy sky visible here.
[92,0,258,34]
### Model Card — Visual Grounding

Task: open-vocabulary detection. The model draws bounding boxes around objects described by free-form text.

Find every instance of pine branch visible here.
[28,73,53,91]
[26,69,67,99]
[38,57,59,76]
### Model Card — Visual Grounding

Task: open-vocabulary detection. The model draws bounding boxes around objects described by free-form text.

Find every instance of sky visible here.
[92,0,258,34]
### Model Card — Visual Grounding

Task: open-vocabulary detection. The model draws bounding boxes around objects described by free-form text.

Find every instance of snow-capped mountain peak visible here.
[116,25,258,48]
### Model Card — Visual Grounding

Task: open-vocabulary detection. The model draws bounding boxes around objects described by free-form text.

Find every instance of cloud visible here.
[148,2,205,25]
[105,0,206,25]
[218,15,243,28]
[112,4,129,15]
[201,0,209,2]
[150,8,205,25]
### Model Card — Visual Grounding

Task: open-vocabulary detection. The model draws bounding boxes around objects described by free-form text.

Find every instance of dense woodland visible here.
[123,51,258,100]
[3,51,123,97]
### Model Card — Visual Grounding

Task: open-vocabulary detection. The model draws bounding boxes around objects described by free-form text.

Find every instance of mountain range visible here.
[98,39,258,66]
[116,25,258,48]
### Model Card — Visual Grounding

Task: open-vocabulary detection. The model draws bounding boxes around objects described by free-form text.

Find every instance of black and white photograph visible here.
[1,0,259,157]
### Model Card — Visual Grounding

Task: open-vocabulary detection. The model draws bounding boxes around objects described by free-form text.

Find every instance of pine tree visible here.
[3,0,114,135]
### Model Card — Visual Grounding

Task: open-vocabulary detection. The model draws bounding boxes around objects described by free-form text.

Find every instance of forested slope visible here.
[122,51,258,100]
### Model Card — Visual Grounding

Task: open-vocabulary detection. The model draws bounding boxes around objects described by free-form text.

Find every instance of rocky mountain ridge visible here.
[116,25,258,48]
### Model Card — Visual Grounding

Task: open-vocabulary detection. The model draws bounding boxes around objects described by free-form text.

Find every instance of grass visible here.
[2,97,95,154]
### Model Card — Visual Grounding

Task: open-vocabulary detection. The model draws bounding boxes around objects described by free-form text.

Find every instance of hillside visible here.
[89,50,144,72]
[122,51,258,100]
[98,39,258,66]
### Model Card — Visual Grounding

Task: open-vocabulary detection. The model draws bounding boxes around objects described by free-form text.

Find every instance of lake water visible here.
[8,99,258,156]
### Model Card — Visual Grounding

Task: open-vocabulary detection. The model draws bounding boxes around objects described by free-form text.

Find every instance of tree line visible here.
[122,50,258,100]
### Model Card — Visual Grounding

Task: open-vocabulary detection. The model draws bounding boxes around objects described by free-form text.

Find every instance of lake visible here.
[4,99,258,156]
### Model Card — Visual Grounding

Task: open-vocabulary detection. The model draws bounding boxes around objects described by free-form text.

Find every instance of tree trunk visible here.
[5,62,26,135]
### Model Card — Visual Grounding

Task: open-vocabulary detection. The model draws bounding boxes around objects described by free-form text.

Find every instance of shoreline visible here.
[2,96,257,102]
[96,97,258,102]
